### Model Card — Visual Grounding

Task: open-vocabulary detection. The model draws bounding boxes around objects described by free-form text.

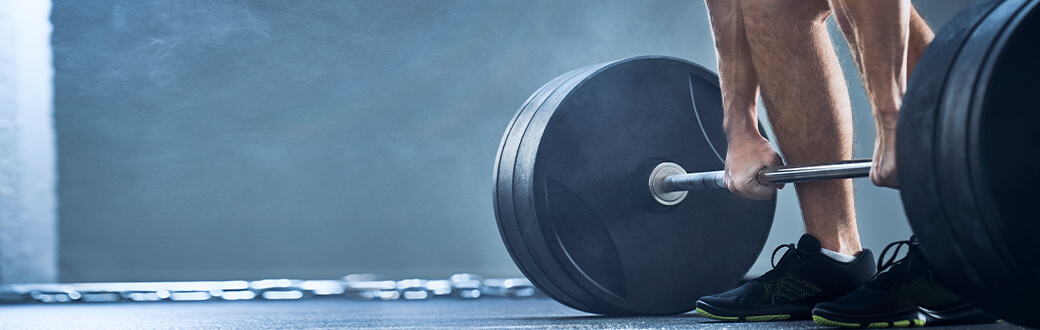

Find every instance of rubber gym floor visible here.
[0,297,1029,329]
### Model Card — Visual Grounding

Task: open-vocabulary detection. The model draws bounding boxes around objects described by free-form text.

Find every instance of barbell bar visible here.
[649,159,872,205]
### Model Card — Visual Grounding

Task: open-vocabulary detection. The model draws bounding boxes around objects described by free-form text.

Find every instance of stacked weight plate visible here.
[493,56,777,315]
[899,0,1040,327]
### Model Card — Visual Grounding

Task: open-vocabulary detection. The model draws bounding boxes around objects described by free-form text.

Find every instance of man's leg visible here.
[740,0,861,256]
[695,0,877,322]
[810,5,996,328]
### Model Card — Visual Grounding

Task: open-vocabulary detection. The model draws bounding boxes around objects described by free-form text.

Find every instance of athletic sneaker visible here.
[812,236,999,328]
[696,234,876,321]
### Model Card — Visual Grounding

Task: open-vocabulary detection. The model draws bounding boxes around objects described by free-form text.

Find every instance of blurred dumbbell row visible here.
[0,273,540,304]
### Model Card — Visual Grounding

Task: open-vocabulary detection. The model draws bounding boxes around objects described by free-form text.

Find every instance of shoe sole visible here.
[696,300,815,322]
[696,307,792,322]
[812,303,999,328]
[920,303,1001,326]
[813,314,926,328]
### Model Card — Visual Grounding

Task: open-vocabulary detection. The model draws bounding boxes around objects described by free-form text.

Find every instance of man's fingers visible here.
[869,169,900,189]
[878,177,899,189]
[747,188,775,200]
[738,180,775,200]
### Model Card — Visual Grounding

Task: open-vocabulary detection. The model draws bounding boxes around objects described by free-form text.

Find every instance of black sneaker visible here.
[696,234,876,321]
[812,236,999,328]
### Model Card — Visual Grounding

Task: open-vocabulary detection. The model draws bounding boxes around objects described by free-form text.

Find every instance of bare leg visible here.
[740,0,861,255]
[829,0,933,188]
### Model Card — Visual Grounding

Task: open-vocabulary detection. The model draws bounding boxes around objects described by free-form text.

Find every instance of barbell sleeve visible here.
[662,159,873,192]
[662,170,725,191]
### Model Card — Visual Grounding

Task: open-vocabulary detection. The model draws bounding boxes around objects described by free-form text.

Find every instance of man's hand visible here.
[870,124,899,188]
[724,135,784,200]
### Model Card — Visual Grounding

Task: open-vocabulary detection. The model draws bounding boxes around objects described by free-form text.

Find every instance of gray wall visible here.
[52,0,973,282]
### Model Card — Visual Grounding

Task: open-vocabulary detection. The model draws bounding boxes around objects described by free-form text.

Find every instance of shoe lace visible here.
[771,243,796,268]
[759,243,806,281]
[877,239,911,272]
[867,239,920,289]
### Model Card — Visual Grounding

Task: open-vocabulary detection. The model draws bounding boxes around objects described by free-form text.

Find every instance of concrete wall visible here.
[50,0,973,282]
[0,0,57,284]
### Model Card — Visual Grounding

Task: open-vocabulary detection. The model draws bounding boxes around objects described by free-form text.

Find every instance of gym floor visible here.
[0,298,1028,329]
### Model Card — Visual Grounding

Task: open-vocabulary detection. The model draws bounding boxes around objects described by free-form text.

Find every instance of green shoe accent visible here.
[746,314,791,322]
[696,308,738,321]
[813,316,925,328]
[814,315,862,328]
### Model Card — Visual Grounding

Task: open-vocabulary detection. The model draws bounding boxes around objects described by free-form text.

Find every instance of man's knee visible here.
[741,0,831,26]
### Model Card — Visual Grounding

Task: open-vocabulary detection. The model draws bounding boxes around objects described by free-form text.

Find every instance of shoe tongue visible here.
[797,234,822,252]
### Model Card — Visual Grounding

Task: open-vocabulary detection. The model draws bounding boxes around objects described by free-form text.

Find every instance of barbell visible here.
[647,159,872,205]
[492,0,1038,326]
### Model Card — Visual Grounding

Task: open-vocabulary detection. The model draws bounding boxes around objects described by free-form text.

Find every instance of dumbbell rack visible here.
[0,274,541,304]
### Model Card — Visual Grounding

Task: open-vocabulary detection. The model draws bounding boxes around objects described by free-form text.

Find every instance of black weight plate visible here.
[936,0,1036,321]
[495,56,776,315]
[900,0,1040,327]
[899,0,1002,305]
[499,62,642,313]
[494,64,603,312]
[496,62,635,314]
[962,0,1040,326]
